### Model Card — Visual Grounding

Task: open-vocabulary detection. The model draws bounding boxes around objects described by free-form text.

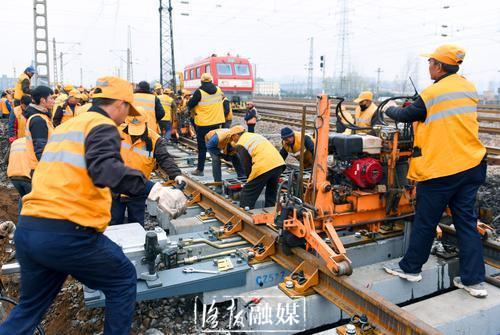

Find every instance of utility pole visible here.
[159,0,176,90]
[320,55,326,93]
[127,25,133,82]
[306,37,314,96]
[335,0,350,96]
[52,37,58,85]
[33,0,50,86]
[59,52,63,84]
[375,67,383,98]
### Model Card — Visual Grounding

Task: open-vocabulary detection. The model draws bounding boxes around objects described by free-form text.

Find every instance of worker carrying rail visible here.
[229,129,286,209]
[134,81,166,133]
[279,127,315,169]
[382,44,488,298]
[353,90,377,133]
[205,125,246,187]
[187,73,225,176]
[111,108,182,226]
[0,77,187,335]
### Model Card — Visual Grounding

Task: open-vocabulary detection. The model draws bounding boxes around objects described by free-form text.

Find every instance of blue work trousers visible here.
[399,160,487,285]
[195,123,222,172]
[110,197,146,226]
[10,178,32,214]
[208,148,245,182]
[0,217,137,335]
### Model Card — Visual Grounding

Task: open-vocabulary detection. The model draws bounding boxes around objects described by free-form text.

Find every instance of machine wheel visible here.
[337,261,353,276]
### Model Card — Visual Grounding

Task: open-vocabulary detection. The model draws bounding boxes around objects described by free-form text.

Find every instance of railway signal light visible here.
[320,55,325,69]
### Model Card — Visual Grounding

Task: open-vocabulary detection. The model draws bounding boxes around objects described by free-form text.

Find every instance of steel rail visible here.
[183,177,441,335]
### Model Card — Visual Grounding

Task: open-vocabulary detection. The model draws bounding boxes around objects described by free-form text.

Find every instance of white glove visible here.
[0,221,16,239]
[381,100,398,112]
[174,175,187,187]
[147,182,164,202]
[157,187,188,219]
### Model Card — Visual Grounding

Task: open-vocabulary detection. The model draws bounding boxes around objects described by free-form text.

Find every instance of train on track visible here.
[183,54,254,110]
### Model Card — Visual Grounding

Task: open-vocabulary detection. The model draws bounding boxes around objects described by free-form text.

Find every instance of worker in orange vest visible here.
[8,95,32,141]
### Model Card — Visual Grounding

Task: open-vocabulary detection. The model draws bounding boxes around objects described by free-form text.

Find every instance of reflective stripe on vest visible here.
[119,128,159,178]
[409,74,485,181]
[21,111,116,232]
[194,87,225,126]
[237,132,285,182]
[134,93,159,132]
[158,95,173,121]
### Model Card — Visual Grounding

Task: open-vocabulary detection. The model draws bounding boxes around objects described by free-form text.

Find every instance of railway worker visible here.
[7,95,32,141]
[229,130,286,209]
[53,83,74,111]
[206,125,246,185]
[24,86,55,174]
[52,89,82,127]
[134,81,166,133]
[244,101,257,133]
[13,66,35,107]
[382,44,488,298]
[187,73,225,176]
[279,127,315,169]
[1,91,13,120]
[0,77,187,335]
[222,95,233,128]
[353,91,377,132]
[7,137,32,212]
[111,108,182,226]
[157,87,177,141]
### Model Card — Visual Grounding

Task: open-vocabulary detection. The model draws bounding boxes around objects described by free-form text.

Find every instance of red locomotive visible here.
[183,54,254,110]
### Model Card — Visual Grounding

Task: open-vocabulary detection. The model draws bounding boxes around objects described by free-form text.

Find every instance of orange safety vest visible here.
[25,113,54,170]
[58,104,78,125]
[21,112,117,232]
[13,106,27,138]
[282,132,314,168]
[120,128,159,179]
[134,93,159,132]
[409,74,486,181]
[158,94,173,121]
[0,98,10,116]
[354,102,377,130]
[7,137,31,179]
[237,132,285,182]
[205,128,234,154]
[193,87,225,126]
[14,73,30,100]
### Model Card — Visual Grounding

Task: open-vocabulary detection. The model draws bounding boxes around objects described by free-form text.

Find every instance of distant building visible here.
[482,90,496,102]
[0,75,17,91]
[255,82,281,96]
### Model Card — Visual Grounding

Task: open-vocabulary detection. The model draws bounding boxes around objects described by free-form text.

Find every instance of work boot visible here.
[453,277,488,298]
[383,262,422,282]
[191,169,204,176]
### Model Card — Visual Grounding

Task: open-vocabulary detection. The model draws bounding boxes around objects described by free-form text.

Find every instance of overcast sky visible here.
[1,0,499,92]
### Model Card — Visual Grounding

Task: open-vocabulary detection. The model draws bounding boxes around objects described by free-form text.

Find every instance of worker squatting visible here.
[0,43,490,334]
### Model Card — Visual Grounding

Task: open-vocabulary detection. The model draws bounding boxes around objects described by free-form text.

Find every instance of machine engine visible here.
[328,134,384,189]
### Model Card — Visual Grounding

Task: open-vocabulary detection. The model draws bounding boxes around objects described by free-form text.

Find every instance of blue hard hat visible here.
[280,127,294,139]
[25,66,35,73]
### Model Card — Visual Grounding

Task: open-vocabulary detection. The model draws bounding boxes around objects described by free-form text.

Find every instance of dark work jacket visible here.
[385,73,454,123]
[187,82,218,111]
[279,135,315,161]
[244,108,257,122]
[84,106,154,197]
[23,104,52,161]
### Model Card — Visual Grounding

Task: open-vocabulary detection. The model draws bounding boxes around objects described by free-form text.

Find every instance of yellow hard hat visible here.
[126,107,147,136]
[164,88,173,94]
[68,89,82,99]
[227,125,245,137]
[353,91,373,103]
[63,84,74,92]
[154,83,162,90]
[420,44,465,66]
[200,73,213,82]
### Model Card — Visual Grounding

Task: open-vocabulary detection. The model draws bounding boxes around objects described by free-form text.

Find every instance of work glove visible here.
[381,100,398,113]
[0,221,16,239]
[174,175,187,189]
[148,182,188,219]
